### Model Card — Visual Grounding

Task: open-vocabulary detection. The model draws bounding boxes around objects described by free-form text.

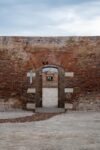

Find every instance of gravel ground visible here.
[0,111,100,150]
[0,113,60,123]
[0,111,33,119]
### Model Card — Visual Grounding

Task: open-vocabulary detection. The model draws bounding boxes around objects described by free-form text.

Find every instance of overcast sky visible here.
[0,0,100,36]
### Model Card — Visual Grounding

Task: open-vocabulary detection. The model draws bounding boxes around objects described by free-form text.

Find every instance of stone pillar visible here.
[35,69,42,107]
[58,67,65,108]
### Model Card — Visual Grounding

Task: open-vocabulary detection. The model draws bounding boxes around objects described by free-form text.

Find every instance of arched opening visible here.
[42,67,58,108]
[35,65,65,108]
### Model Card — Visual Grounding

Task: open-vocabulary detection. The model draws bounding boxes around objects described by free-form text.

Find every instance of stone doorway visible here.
[42,67,58,108]
[35,65,65,108]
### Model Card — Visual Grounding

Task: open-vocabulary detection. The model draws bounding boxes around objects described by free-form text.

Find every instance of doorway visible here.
[36,65,65,108]
[42,67,58,108]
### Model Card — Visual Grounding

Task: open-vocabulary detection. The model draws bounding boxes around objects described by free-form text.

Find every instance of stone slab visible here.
[64,88,74,93]
[27,72,36,77]
[35,107,65,113]
[26,103,35,110]
[65,72,74,77]
[65,103,73,109]
[27,88,36,94]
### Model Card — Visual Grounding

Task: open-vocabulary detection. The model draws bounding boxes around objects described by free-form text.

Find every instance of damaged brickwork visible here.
[0,36,100,111]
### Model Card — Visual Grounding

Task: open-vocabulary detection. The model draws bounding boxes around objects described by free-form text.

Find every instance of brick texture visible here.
[0,36,100,110]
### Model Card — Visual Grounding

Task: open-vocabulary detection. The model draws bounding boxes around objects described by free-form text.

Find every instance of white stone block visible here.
[27,72,36,77]
[26,103,35,110]
[65,88,74,93]
[65,103,73,109]
[65,72,74,77]
[27,88,36,93]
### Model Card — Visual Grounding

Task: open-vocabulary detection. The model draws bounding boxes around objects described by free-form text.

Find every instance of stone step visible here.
[35,107,65,113]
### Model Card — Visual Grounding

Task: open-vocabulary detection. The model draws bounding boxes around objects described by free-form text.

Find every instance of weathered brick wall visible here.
[0,36,100,110]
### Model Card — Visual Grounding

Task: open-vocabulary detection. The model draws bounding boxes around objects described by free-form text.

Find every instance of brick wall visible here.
[0,36,100,110]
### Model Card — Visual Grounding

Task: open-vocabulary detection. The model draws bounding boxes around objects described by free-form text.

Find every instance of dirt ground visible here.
[0,111,100,150]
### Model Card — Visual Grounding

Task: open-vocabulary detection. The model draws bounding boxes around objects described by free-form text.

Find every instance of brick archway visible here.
[35,65,65,108]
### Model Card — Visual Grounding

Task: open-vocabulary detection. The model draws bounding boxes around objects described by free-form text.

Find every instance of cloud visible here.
[44,1,100,35]
[0,0,100,36]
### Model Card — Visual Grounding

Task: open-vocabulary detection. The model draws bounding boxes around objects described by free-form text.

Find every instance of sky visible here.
[0,0,100,36]
[43,67,58,73]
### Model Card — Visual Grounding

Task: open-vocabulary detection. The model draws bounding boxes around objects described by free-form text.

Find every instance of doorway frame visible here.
[35,65,65,108]
[42,67,58,107]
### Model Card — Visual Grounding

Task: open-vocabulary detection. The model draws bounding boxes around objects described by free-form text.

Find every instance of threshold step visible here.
[35,107,65,113]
